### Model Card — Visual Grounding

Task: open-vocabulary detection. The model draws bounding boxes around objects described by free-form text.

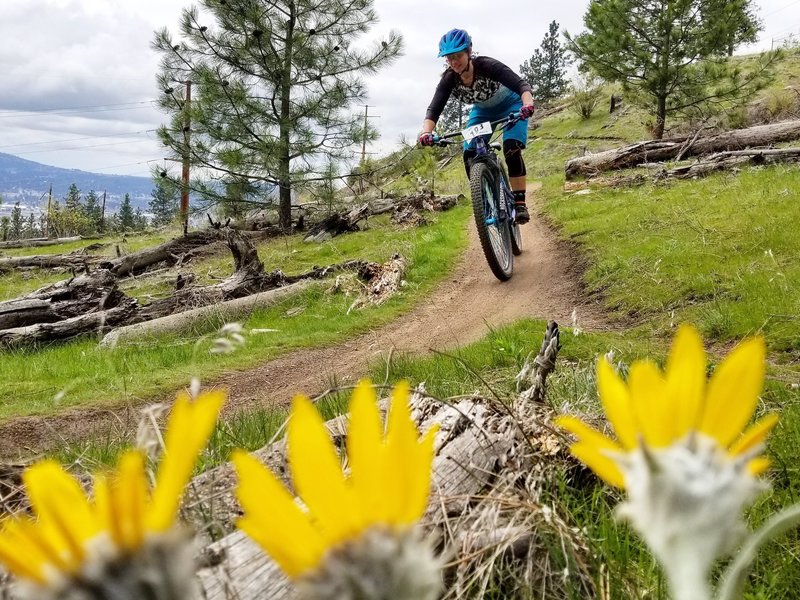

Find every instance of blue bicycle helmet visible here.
[437,28,472,57]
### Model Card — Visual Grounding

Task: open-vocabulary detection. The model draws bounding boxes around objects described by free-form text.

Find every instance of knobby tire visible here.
[469,162,513,281]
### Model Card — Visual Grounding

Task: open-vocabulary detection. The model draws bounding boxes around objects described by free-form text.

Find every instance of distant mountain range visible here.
[0,152,154,216]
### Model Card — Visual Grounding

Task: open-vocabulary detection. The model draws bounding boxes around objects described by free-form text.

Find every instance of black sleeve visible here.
[474,56,532,98]
[424,70,457,123]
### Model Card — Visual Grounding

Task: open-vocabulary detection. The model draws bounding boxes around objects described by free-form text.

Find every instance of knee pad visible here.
[503,139,526,178]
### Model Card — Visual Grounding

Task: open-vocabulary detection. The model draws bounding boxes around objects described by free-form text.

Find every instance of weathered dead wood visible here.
[0,254,98,273]
[0,298,138,350]
[565,120,800,179]
[99,230,220,277]
[303,203,371,243]
[564,147,800,191]
[98,281,317,348]
[0,236,82,249]
[189,325,592,599]
[0,270,125,330]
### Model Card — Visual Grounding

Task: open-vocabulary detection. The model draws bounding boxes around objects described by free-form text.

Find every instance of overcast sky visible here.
[1,0,798,179]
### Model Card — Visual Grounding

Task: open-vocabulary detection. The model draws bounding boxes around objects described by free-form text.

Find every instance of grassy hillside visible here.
[5,46,800,600]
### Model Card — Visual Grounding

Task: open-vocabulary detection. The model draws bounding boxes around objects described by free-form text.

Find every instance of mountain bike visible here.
[430,113,523,281]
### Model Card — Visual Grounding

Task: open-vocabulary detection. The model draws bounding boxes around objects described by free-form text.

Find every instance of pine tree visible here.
[149,179,180,227]
[520,21,571,105]
[117,194,135,231]
[438,97,470,133]
[10,203,23,240]
[0,217,9,242]
[568,0,772,138]
[64,183,82,212]
[83,190,103,232]
[133,208,148,230]
[153,0,403,231]
[24,213,38,239]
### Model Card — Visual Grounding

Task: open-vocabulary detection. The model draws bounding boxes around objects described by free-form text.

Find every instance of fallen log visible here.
[0,253,98,273]
[0,298,138,350]
[564,147,800,191]
[0,270,125,330]
[188,323,594,599]
[98,280,317,348]
[565,120,800,179]
[0,236,82,249]
[100,230,220,277]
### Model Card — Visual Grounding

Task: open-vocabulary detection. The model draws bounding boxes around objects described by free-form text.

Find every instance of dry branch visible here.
[0,236,82,249]
[564,147,800,191]
[565,120,800,179]
[188,323,593,599]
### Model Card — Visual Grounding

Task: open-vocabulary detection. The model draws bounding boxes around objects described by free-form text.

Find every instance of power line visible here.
[0,100,155,116]
[762,0,800,18]
[0,129,157,151]
[12,137,158,156]
[0,102,158,120]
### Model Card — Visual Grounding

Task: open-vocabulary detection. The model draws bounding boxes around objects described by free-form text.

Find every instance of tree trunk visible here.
[0,236,82,249]
[0,254,97,273]
[564,120,800,179]
[0,270,124,330]
[189,325,595,599]
[277,4,296,232]
[100,230,220,277]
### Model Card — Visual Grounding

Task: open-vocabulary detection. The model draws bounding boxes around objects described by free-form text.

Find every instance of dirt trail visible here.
[1,202,610,458]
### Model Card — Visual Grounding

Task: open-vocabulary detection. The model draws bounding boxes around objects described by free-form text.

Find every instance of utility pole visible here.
[358,105,379,194]
[180,80,192,236]
[45,184,52,238]
[100,190,107,233]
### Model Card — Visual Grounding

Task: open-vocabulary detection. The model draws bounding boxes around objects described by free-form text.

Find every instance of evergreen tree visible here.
[0,217,9,242]
[568,0,772,138]
[64,183,82,212]
[438,97,470,133]
[83,190,103,232]
[149,179,180,227]
[133,207,148,230]
[117,194,135,231]
[24,213,38,239]
[10,203,23,240]
[153,0,403,231]
[520,21,571,105]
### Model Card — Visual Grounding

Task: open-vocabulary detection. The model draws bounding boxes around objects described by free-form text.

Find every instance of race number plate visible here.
[461,121,492,142]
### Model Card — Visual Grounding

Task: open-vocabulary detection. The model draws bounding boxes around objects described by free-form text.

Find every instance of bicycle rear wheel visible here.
[469,162,513,281]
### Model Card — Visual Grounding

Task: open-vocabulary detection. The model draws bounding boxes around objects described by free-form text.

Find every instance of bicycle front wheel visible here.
[469,162,513,281]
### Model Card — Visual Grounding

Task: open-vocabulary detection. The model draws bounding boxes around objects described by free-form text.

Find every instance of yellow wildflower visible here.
[233,379,441,600]
[0,390,224,598]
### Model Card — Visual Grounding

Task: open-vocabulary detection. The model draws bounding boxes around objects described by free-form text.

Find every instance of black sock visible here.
[513,191,527,206]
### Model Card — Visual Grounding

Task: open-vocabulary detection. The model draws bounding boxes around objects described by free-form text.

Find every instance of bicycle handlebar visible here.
[431,112,522,146]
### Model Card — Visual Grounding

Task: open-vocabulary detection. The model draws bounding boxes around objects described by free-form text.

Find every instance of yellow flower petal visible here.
[728,413,779,457]
[23,460,99,568]
[147,390,224,532]
[569,442,626,488]
[347,380,386,523]
[399,424,438,525]
[665,324,707,438]
[747,457,771,476]
[700,337,766,447]
[385,381,428,525]
[597,358,637,449]
[92,475,123,548]
[628,360,672,447]
[114,452,148,551]
[288,395,361,545]
[232,451,326,577]
[555,415,623,453]
[0,519,50,583]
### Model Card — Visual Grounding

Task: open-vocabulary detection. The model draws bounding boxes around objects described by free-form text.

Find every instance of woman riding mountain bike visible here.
[418,28,535,224]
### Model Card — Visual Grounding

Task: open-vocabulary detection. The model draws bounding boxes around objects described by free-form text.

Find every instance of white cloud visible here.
[0,0,795,175]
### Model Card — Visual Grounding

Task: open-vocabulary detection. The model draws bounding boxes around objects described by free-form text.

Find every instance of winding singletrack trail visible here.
[1,199,611,458]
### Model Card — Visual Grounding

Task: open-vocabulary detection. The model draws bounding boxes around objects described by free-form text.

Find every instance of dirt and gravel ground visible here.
[0,200,613,459]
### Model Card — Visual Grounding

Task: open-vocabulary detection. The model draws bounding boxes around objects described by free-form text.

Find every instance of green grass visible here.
[1,204,471,417]
[544,166,800,354]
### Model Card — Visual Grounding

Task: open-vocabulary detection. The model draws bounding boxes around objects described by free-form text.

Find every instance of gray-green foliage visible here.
[116,193,135,231]
[149,179,180,227]
[568,0,774,138]
[519,20,571,105]
[153,0,403,230]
